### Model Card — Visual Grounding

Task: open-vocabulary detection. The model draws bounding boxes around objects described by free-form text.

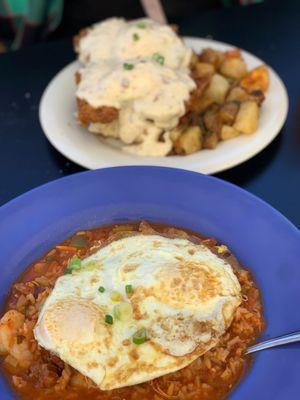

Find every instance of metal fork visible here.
[246,331,300,354]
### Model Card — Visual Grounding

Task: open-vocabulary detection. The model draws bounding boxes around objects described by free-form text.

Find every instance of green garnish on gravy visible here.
[64,257,81,274]
[136,21,146,29]
[125,284,133,294]
[105,314,113,325]
[152,53,165,65]
[123,63,134,70]
[132,33,140,41]
[132,328,147,345]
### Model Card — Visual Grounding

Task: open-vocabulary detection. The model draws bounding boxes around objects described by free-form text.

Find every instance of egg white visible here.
[34,234,241,390]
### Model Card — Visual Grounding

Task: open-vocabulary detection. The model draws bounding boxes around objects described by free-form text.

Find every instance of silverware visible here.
[246,331,300,354]
[140,0,168,24]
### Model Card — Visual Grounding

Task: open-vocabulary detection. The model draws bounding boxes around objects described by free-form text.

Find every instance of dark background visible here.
[53,0,220,38]
[0,0,299,227]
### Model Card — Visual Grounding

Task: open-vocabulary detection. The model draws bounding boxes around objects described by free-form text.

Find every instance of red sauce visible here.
[0,221,264,400]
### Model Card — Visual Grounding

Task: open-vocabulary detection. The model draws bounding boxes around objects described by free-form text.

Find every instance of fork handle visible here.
[246,330,300,354]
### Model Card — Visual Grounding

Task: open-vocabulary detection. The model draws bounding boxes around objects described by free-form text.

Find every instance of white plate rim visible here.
[39,36,289,174]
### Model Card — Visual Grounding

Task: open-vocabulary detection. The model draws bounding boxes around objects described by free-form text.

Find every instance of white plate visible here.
[39,37,288,174]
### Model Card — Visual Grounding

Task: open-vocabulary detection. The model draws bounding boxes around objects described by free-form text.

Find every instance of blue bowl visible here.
[0,167,299,399]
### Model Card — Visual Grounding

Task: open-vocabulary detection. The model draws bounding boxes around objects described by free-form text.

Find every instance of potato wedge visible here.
[175,126,202,155]
[220,57,247,80]
[221,125,241,140]
[205,74,230,104]
[233,101,259,134]
[240,65,269,93]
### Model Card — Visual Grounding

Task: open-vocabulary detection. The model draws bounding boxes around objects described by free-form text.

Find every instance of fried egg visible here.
[34,234,241,390]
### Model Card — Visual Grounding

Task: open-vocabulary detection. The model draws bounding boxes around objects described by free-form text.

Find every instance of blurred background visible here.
[0,0,268,51]
[0,0,299,226]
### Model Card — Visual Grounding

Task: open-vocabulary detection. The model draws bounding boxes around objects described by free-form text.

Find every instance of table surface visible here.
[0,0,299,228]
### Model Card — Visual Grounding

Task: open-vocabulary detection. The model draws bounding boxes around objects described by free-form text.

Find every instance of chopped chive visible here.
[123,63,134,70]
[136,21,146,29]
[132,33,140,41]
[113,305,121,320]
[125,284,133,294]
[67,257,81,270]
[63,268,73,275]
[231,99,241,105]
[132,328,147,345]
[114,302,132,321]
[152,53,165,65]
[98,286,105,293]
[105,314,113,325]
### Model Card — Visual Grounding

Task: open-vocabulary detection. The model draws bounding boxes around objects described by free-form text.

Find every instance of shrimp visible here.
[0,310,24,354]
[0,310,33,370]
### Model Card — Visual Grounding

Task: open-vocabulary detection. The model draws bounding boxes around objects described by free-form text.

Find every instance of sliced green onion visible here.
[70,235,88,248]
[123,63,134,70]
[113,304,121,320]
[132,328,147,345]
[152,53,165,65]
[231,99,241,105]
[125,284,133,294]
[110,290,121,301]
[63,268,73,275]
[67,257,81,270]
[105,314,113,325]
[98,286,105,293]
[113,302,132,321]
[132,33,140,41]
[136,21,146,29]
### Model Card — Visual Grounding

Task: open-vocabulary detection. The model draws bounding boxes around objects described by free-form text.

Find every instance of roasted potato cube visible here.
[219,102,239,125]
[240,65,269,93]
[220,57,247,80]
[203,106,222,137]
[233,101,259,134]
[175,126,202,155]
[169,128,182,142]
[225,49,242,59]
[193,94,215,113]
[195,62,215,77]
[190,52,199,68]
[221,125,241,140]
[203,131,219,149]
[226,86,249,103]
[249,90,265,106]
[199,48,225,68]
[205,74,230,104]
